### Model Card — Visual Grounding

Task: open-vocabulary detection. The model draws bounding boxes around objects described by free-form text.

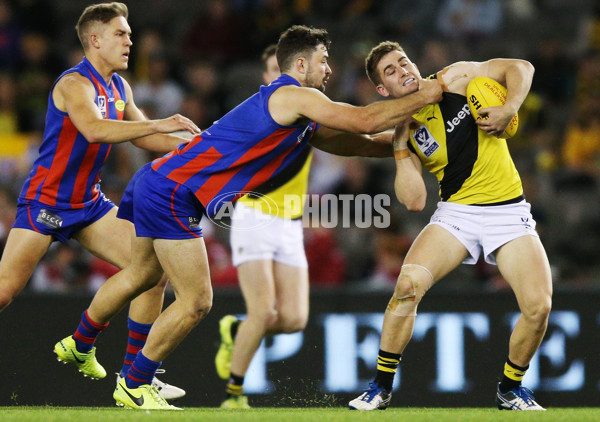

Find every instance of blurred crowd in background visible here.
[1,0,599,295]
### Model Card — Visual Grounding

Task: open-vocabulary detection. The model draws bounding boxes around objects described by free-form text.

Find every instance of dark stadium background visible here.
[0,0,599,408]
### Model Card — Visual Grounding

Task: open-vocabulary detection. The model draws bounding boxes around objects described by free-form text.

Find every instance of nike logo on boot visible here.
[120,384,144,406]
[71,350,86,364]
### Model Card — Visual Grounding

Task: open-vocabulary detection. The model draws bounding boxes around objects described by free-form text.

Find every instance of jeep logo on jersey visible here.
[36,209,63,229]
[412,125,439,157]
[97,95,107,118]
[446,103,471,133]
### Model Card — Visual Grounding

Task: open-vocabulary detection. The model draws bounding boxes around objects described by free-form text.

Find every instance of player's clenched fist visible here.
[418,78,443,104]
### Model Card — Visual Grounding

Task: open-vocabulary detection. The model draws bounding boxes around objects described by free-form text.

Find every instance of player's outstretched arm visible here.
[121,80,198,152]
[392,123,426,212]
[310,126,393,157]
[56,73,201,146]
[269,79,442,134]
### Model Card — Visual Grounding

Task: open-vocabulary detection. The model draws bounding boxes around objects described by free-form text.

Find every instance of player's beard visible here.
[306,64,327,92]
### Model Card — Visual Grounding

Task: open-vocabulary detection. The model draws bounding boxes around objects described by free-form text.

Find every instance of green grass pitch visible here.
[1,407,599,422]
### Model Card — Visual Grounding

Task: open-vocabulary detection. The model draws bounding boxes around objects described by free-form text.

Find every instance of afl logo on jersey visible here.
[97,95,107,118]
[412,125,439,157]
[115,99,125,111]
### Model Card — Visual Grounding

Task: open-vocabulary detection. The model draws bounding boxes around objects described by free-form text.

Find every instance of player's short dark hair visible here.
[365,41,406,86]
[261,44,278,70]
[276,25,330,72]
[76,2,129,51]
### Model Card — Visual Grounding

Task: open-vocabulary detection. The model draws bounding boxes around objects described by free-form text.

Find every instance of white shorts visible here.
[230,203,308,268]
[428,200,539,265]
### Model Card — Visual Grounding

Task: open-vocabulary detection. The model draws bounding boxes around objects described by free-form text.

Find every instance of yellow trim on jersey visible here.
[410,97,523,204]
[237,150,313,219]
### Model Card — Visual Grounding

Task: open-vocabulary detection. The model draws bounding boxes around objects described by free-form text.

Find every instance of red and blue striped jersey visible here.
[19,57,127,209]
[151,74,319,218]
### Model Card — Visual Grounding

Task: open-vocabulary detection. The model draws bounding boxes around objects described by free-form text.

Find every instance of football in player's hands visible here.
[467,77,519,138]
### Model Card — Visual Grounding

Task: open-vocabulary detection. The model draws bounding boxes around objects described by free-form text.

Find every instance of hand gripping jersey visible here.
[19,57,126,209]
[408,90,523,205]
[151,74,319,218]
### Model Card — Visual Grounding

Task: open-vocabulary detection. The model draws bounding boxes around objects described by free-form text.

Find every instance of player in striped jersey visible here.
[54,25,443,410]
[349,42,550,411]
[215,44,313,409]
[0,3,199,405]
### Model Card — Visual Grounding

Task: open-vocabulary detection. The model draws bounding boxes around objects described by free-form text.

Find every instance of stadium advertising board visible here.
[1,290,597,407]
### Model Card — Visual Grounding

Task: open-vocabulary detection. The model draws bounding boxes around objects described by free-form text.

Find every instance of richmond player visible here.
[349,42,551,411]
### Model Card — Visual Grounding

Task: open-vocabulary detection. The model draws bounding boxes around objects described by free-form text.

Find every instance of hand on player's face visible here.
[417,78,443,105]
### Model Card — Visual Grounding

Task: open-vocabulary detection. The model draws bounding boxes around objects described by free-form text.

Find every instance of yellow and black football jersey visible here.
[237,146,313,219]
[408,90,523,205]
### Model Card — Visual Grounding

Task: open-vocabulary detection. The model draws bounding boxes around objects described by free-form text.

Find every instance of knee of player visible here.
[396,265,434,300]
[262,308,281,331]
[248,305,278,325]
[278,313,308,333]
[394,273,425,304]
[186,295,213,323]
[387,266,434,318]
[394,275,416,300]
[192,303,212,324]
[523,295,552,323]
[0,288,15,310]
[0,273,23,307]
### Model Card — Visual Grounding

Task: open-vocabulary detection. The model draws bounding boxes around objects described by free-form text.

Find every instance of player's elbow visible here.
[130,138,145,149]
[404,198,426,212]
[84,131,107,144]
[523,60,534,74]
[397,189,426,212]
[515,59,535,78]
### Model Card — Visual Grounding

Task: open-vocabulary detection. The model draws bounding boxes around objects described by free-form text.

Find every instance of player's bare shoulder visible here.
[268,84,309,126]
[438,61,486,96]
[120,76,134,100]
[53,72,96,111]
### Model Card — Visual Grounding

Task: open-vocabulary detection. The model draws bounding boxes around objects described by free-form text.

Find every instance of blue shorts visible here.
[13,193,116,243]
[117,163,204,239]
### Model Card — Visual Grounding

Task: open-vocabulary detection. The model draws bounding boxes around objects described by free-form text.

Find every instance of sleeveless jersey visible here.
[19,57,127,209]
[408,91,523,204]
[236,146,313,219]
[151,74,319,218]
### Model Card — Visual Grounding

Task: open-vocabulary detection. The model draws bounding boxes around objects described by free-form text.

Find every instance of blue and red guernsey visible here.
[19,57,127,209]
[151,74,319,218]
